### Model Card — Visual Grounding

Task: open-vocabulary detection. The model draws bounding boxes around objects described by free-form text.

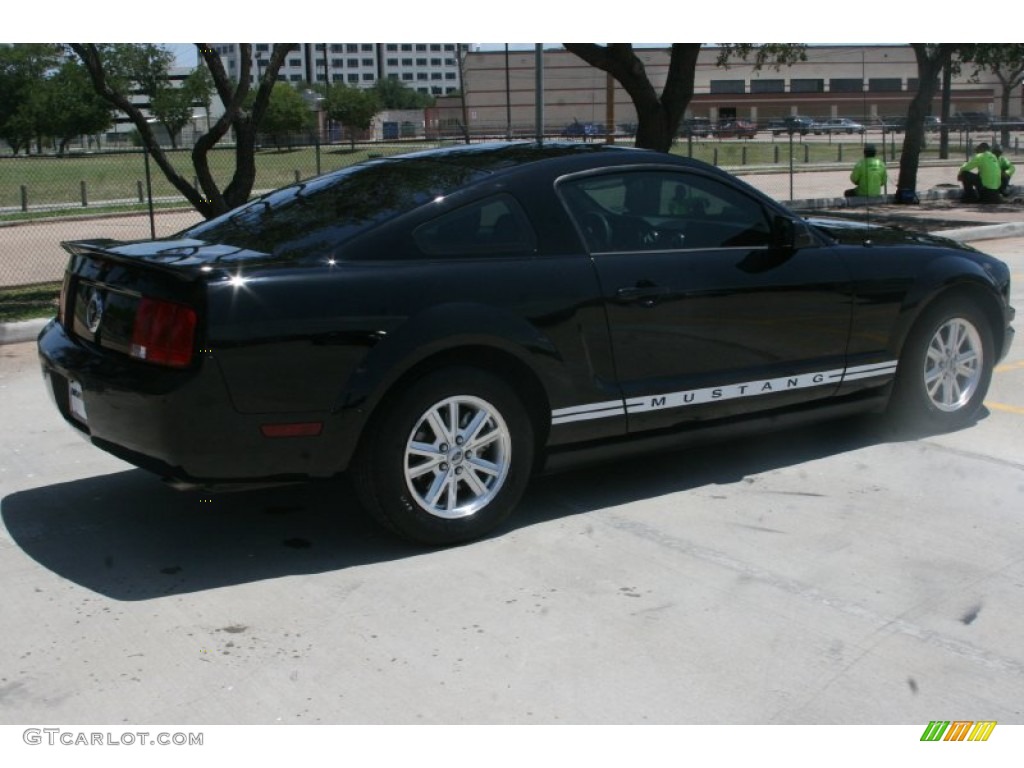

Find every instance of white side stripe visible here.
[842,362,899,381]
[551,400,627,425]
[550,361,899,424]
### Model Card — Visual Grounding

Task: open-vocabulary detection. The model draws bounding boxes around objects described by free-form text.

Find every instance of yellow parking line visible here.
[995,360,1024,374]
[986,401,1024,415]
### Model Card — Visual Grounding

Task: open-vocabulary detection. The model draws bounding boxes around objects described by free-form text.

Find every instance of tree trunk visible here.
[939,59,951,159]
[897,45,955,197]
[564,43,700,153]
[72,43,294,220]
[998,75,1012,148]
[223,121,259,211]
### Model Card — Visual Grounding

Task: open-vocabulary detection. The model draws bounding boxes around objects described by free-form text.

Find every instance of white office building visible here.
[209,43,468,95]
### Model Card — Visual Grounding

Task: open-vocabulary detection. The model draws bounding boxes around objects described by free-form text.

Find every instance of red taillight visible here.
[57,272,70,327]
[130,297,197,368]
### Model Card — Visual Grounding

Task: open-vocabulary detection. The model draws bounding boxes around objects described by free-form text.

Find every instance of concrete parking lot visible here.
[1,231,1022,727]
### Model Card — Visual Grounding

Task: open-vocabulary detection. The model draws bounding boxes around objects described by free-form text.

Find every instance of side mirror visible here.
[771,216,816,250]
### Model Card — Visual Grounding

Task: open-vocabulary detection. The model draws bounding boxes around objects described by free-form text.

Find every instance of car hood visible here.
[804,216,979,252]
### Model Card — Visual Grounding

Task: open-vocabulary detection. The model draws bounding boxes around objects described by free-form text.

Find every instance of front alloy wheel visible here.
[890,296,994,432]
[922,317,984,413]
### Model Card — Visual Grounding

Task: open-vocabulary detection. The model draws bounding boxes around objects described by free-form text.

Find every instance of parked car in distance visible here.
[879,115,907,134]
[715,119,758,139]
[561,120,605,139]
[991,115,1024,131]
[38,142,1016,546]
[878,115,941,134]
[768,116,814,136]
[812,117,865,135]
[948,111,991,131]
[679,117,713,138]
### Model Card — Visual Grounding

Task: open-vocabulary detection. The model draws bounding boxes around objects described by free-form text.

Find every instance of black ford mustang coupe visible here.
[38,142,1015,545]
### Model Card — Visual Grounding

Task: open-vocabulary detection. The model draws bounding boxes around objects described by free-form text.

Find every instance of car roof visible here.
[371,140,714,180]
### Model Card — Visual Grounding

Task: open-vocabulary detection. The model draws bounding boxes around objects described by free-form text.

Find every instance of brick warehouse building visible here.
[432,45,1016,136]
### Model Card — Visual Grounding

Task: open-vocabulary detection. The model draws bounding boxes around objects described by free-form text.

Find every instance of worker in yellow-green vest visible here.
[993,144,1015,195]
[958,142,1002,203]
[844,144,887,198]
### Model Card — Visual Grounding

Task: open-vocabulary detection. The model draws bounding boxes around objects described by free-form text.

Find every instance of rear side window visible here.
[413,194,536,256]
[181,158,489,261]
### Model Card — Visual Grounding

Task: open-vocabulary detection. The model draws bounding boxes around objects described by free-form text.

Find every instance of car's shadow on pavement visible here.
[2,470,421,601]
[1,412,972,601]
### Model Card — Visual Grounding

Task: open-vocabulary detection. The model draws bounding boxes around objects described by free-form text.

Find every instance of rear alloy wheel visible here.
[353,367,534,546]
[404,394,512,519]
[890,297,994,432]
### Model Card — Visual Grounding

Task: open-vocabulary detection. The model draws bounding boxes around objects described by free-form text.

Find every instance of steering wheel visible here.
[618,215,659,249]
[636,220,660,248]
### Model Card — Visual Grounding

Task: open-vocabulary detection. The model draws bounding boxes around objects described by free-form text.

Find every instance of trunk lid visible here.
[60,239,215,367]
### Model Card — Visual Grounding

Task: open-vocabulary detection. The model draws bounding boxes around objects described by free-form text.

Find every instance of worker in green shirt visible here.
[845,144,887,197]
[992,144,1015,194]
[958,142,1002,203]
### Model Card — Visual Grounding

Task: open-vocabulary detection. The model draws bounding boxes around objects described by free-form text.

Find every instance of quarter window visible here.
[414,195,536,257]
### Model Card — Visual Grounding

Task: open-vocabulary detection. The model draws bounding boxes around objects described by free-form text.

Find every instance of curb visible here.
[787,187,963,213]
[0,317,50,346]
[933,221,1024,242]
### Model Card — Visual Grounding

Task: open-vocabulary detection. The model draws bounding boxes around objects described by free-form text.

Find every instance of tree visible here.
[324,83,379,144]
[71,43,295,219]
[963,44,1024,147]
[146,64,215,150]
[150,86,194,150]
[36,60,113,155]
[896,44,958,198]
[258,82,314,149]
[563,44,806,152]
[0,44,62,154]
[372,77,434,110]
[187,64,214,132]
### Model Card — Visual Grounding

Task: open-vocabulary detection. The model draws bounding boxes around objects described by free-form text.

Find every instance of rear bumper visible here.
[37,319,345,483]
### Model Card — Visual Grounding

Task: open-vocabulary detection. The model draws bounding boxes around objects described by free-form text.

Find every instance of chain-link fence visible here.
[2,127,1019,290]
[0,138,438,289]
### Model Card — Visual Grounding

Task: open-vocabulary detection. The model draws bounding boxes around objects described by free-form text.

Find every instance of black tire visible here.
[352,366,535,546]
[889,296,994,433]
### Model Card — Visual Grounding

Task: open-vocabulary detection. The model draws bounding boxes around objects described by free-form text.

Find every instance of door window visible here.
[560,170,773,252]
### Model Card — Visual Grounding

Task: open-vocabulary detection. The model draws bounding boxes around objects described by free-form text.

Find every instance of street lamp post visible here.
[505,44,512,140]
[535,45,544,144]
[302,89,325,176]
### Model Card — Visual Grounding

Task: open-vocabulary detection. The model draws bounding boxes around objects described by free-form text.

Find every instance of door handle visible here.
[615,285,672,304]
